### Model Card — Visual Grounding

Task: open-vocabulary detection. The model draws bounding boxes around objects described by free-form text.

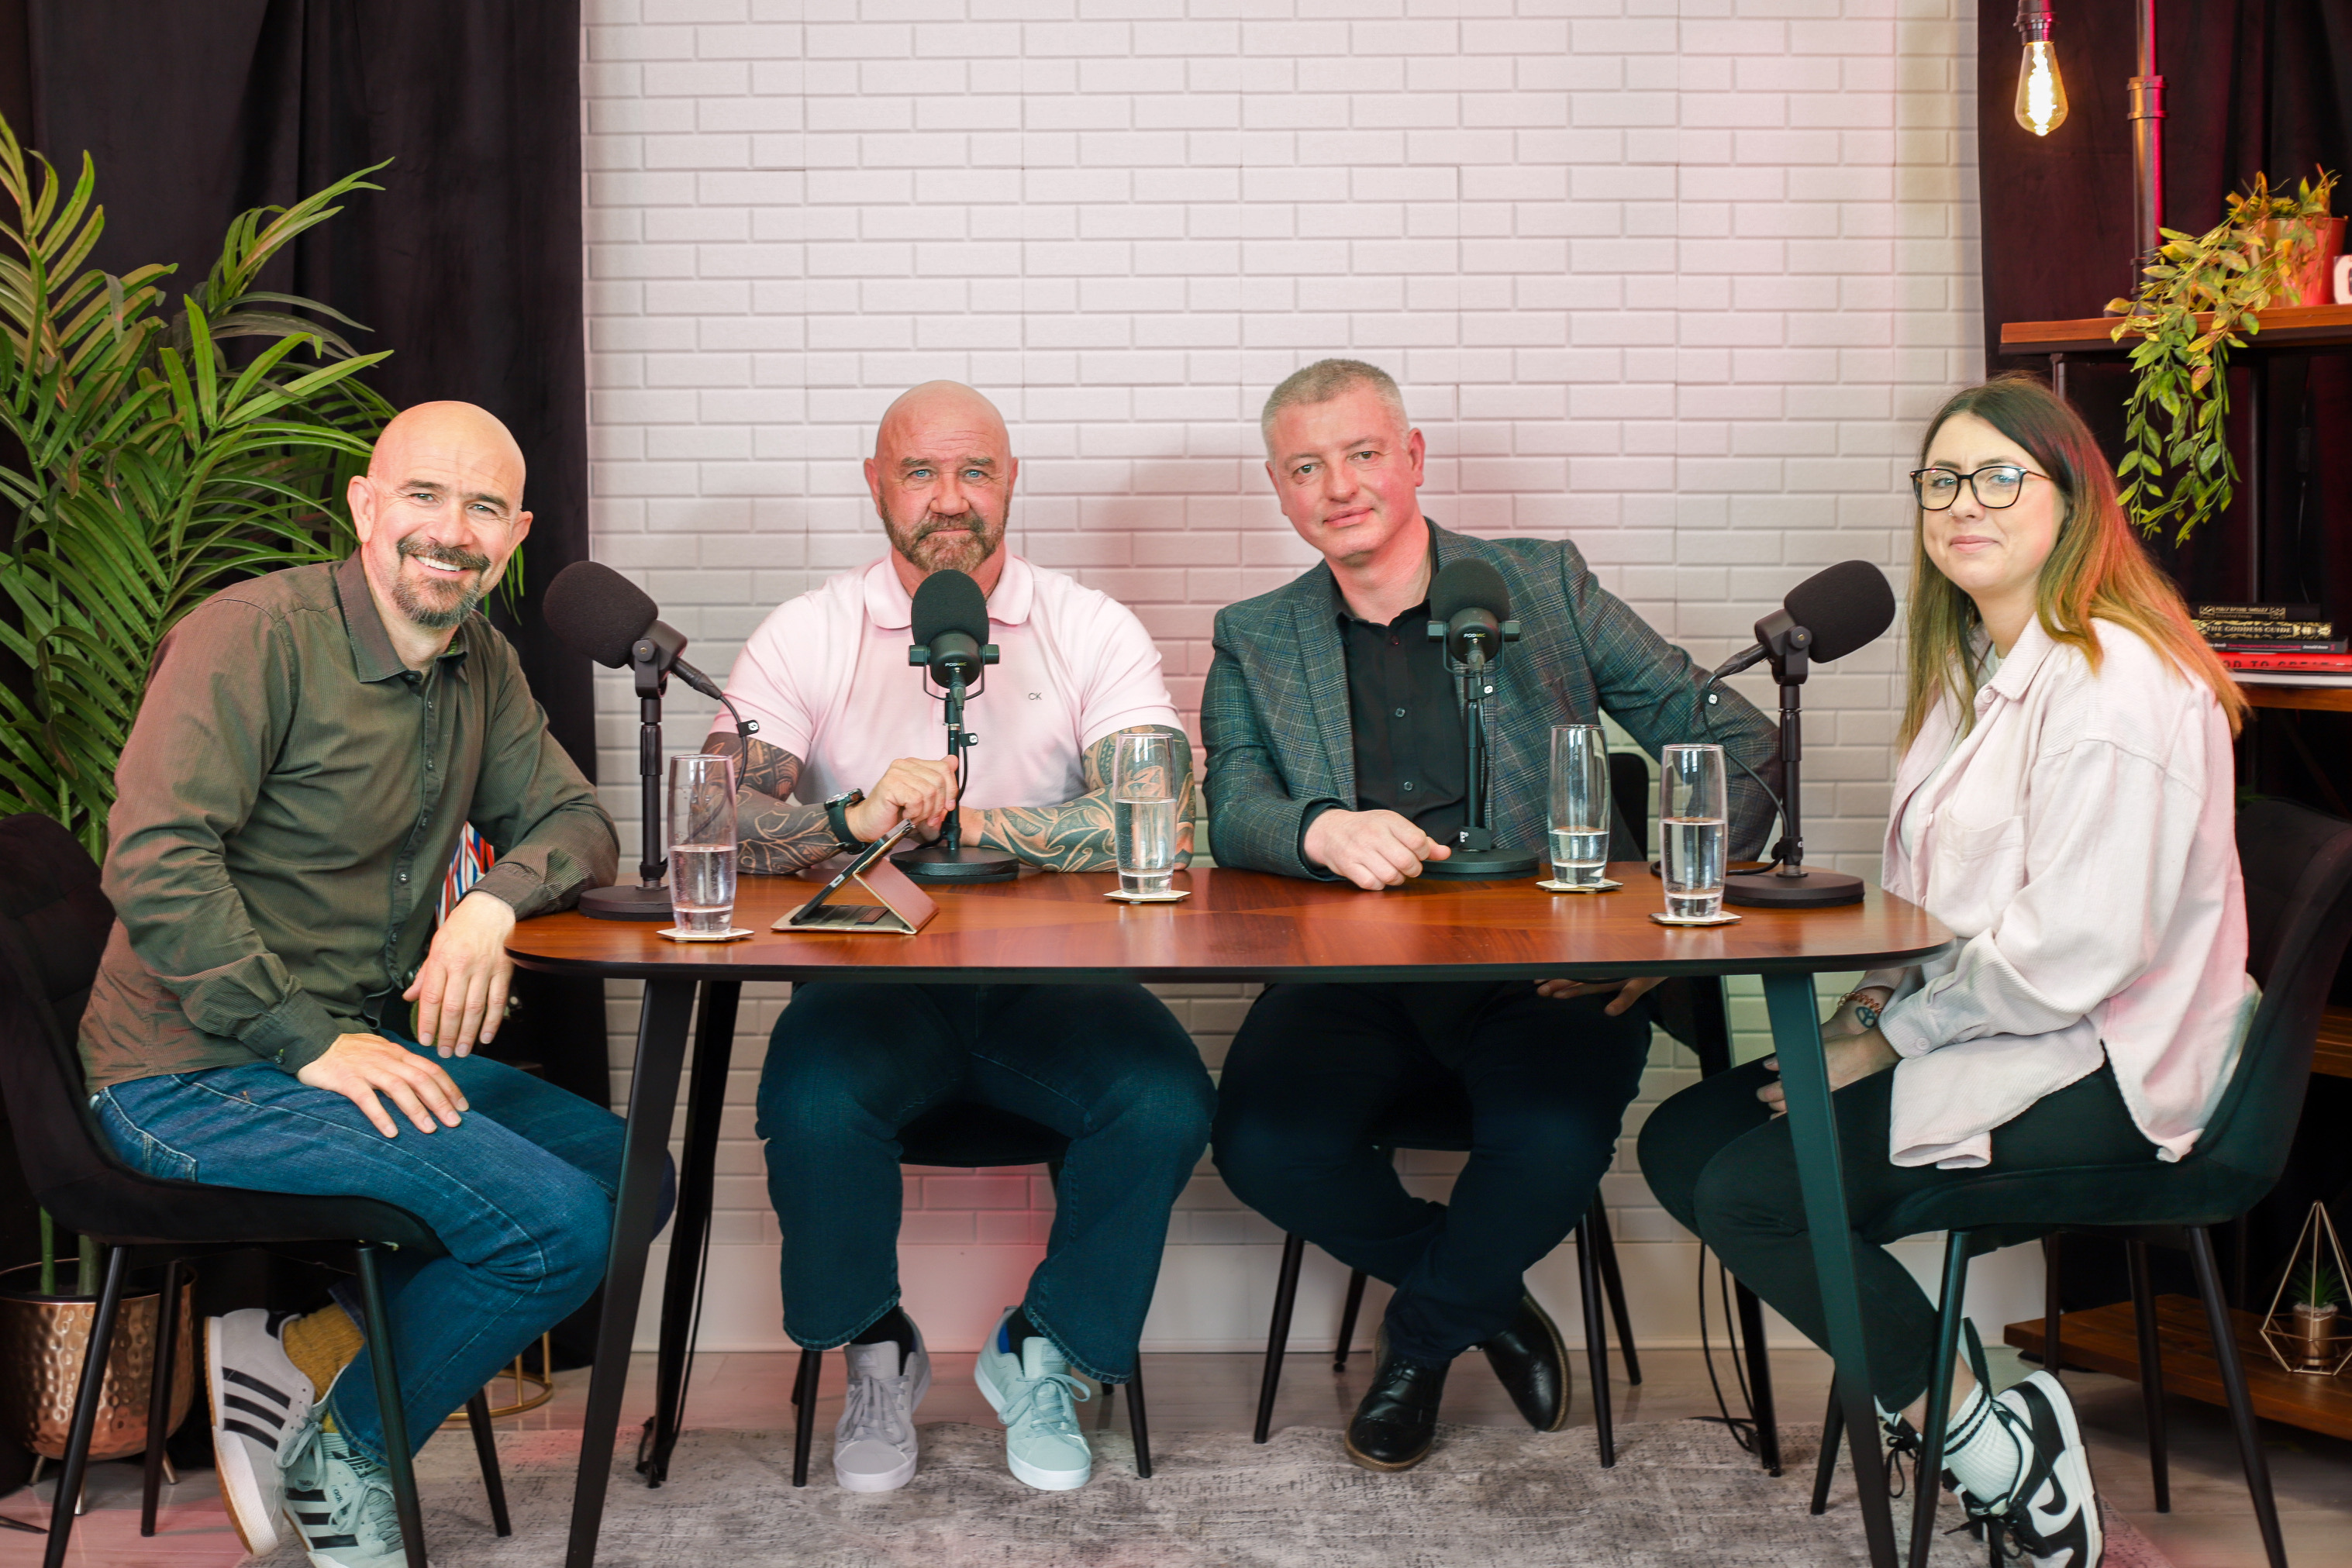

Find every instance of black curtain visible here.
[22,2,611,1116]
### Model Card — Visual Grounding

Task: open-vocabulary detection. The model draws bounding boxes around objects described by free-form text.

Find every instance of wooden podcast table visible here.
[508,863,1951,1568]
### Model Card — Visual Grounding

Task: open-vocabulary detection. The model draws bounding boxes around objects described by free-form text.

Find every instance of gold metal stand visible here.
[445,1332,557,1425]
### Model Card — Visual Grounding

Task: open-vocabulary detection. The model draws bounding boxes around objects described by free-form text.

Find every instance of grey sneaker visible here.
[205,1309,314,1557]
[279,1420,422,1568]
[972,1307,1092,1491]
[833,1320,931,1492]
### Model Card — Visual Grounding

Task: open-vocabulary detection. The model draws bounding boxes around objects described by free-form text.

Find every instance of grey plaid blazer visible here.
[1202,522,1781,880]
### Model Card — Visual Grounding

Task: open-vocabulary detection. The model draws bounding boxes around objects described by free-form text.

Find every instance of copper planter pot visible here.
[0,1263,194,1462]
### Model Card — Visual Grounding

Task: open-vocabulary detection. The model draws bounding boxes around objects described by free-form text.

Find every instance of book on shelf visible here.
[2218,650,2352,672]
[2206,639,2349,653]
[2228,670,2352,689]
[2195,602,2327,622]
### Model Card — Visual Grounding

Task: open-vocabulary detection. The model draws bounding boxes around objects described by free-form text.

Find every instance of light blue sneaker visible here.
[972,1307,1092,1491]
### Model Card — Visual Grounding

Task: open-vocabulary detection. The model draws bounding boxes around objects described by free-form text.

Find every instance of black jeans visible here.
[1638,1057,2156,1408]
[1212,980,1653,1365]
[755,981,1215,1384]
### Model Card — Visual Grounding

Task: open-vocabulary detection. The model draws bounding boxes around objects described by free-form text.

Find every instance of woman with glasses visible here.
[1641,374,2250,1568]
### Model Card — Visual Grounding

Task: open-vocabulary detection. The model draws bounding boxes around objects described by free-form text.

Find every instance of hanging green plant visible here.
[2107,169,2339,546]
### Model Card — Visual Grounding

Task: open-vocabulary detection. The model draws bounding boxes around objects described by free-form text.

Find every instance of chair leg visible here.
[1254,1233,1305,1444]
[2187,1226,2288,1568]
[140,1256,185,1538]
[2040,1232,2064,1383]
[2126,1239,2171,1514]
[1733,1280,1783,1476]
[1333,1269,1368,1371]
[1810,1387,1843,1516]
[44,1244,128,1568]
[791,1347,823,1487]
[1909,1234,1971,1568]
[1588,1197,1641,1387]
[1575,1218,1614,1468]
[355,1247,427,1568]
[1125,1365,1152,1479]
[464,1391,511,1536]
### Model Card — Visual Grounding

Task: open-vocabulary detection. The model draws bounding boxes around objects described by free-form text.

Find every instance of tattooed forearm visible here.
[969,724,1198,873]
[704,730,842,875]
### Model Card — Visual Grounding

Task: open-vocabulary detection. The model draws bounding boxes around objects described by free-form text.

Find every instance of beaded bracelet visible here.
[1833,987,1890,1032]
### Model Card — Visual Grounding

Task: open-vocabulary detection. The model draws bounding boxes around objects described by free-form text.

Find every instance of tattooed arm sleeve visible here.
[967,723,1197,873]
[703,730,844,875]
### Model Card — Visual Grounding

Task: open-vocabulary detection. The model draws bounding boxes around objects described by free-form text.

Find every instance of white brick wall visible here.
[580,0,2041,1354]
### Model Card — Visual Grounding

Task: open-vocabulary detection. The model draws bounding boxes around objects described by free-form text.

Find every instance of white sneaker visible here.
[972,1307,1092,1491]
[280,1419,424,1568]
[205,1309,314,1557]
[1971,1371,2105,1568]
[833,1320,930,1492]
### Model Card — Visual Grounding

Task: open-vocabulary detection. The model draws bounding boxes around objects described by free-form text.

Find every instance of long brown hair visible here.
[1902,374,2247,746]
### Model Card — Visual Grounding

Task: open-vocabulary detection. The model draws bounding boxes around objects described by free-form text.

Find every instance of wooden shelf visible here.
[2238,681,2352,713]
[2007,1295,2352,1442]
[2002,304,2352,357]
[2316,1005,2352,1080]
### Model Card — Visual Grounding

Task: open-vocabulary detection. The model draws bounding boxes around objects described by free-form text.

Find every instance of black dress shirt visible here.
[1334,585,1467,841]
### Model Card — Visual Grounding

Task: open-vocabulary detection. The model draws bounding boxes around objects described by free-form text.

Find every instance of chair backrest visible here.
[2192,797,2352,1185]
[1608,750,1650,859]
[0,812,440,1252]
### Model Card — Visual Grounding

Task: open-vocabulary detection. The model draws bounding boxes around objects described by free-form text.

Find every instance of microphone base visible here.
[1722,867,1866,909]
[1420,847,1542,881]
[580,882,676,922]
[893,846,1022,884]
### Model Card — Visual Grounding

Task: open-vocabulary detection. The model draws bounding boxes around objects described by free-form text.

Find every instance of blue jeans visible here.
[95,1037,647,1469]
[1212,981,1653,1365]
[756,982,1215,1384]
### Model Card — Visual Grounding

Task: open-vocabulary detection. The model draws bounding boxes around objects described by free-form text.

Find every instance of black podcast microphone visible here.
[1426,558,1520,665]
[1710,559,1895,679]
[906,568,998,679]
[543,560,733,705]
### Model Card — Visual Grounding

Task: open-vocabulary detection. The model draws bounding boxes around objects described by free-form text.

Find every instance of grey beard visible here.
[391,569,487,629]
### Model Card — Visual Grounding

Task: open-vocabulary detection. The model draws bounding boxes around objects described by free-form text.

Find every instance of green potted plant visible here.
[2106,170,2339,546]
[0,109,391,1481]
[2290,1257,2343,1373]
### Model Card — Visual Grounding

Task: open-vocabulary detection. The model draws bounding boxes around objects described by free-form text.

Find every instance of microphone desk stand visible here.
[581,636,679,921]
[1723,625,1864,909]
[1420,621,1540,881]
[894,650,1019,885]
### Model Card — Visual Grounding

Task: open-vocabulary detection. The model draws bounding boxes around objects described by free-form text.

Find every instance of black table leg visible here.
[640,980,739,1486]
[565,977,698,1568]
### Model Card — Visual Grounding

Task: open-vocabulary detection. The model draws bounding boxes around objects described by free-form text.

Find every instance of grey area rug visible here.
[276,1422,2174,1567]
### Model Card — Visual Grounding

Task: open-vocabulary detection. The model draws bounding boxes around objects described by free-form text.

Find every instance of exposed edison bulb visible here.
[2014,39,2069,136]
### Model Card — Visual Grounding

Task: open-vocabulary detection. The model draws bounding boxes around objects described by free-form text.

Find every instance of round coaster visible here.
[1537,878,1623,894]
[657,925,757,943]
[1648,911,1743,927]
[1105,887,1191,904]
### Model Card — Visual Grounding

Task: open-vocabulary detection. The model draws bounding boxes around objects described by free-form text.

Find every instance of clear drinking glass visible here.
[1547,725,1612,887]
[1111,731,1179,895]
[1657,743,1728,920]
[667,753,739,933]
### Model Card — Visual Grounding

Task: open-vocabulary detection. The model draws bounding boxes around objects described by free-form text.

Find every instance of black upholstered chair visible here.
[0,813,508,1568]
[788,1102,1154,1484]
[1809,798,2352,1568]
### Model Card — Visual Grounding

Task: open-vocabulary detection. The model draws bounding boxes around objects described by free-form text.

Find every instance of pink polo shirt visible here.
[710,553,1179,811]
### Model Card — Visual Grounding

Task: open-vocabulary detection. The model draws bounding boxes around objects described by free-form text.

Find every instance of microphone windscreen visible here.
[1429,558,1511,626]
[1783,560,1896,664]
[910,568,991,650]
[544,561,660,668]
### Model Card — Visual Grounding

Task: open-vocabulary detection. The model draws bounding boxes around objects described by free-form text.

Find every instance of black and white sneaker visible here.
[205,1309,316,1557]
[1969,1371,2104,1567]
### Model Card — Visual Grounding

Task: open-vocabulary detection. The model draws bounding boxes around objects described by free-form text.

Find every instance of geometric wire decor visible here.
[2259,1201,2352,1377]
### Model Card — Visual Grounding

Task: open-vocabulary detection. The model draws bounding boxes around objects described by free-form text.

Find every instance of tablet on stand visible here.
[777,821,940,936]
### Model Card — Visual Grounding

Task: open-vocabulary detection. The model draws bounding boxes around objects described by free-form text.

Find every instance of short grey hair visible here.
[1259,359,1410,449]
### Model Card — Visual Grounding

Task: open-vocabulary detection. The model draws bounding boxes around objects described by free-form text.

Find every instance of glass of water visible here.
[1112,731,1179,896]
[1657,743,1727,920]
[1547,725,1612,887]
[667,753,739,934]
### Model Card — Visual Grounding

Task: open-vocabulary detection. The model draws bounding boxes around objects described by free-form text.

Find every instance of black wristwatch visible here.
[823,788,868,853]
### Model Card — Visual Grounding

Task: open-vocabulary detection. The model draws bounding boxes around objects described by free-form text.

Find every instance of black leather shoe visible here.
[1343,1332,1450,1472]
[1479,1294,1571,1432]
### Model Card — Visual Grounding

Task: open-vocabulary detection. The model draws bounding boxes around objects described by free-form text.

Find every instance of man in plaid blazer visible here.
[1204,360,1778,1473]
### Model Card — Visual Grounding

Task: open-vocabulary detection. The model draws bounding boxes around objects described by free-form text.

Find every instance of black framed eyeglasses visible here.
[1909,464,2050,511]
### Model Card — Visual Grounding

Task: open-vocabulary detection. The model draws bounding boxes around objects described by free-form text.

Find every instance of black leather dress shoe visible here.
[1479,1294,1571,1432]
[1344,1334,1450,1472]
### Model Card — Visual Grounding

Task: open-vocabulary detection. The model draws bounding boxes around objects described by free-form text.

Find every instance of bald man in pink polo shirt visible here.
[704,382,1214,1497]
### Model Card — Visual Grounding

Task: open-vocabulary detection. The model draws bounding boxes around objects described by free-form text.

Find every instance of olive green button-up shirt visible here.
[78,553,618,1091]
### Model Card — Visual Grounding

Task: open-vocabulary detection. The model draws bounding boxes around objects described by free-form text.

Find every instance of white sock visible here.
[1937,1386,2026,1504]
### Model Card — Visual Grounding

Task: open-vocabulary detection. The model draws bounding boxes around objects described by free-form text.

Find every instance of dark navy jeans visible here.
[1213,980,1653,1365]
[94,1036,654,1470]
[756,981,1214,1384]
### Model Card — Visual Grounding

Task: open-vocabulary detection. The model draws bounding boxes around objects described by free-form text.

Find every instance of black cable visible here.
[1690,1242,1759,1454]
[1695,668,1791,866]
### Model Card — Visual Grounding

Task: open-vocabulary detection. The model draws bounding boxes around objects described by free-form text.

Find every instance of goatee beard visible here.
[393,539,493,629]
